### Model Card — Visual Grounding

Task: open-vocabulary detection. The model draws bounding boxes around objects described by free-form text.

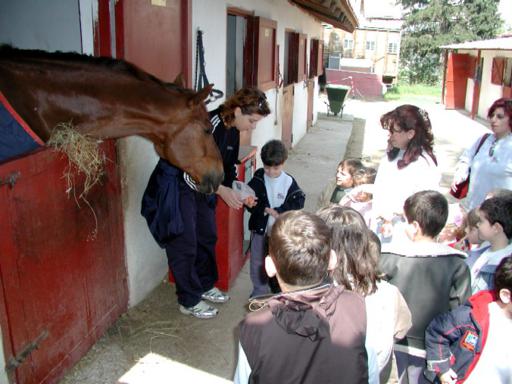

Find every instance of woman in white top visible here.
[371,105,440,241]
[317,205,412,384]
[451,98,512,211]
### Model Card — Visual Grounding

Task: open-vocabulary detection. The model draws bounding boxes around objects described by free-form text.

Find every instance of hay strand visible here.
[47,122,107,240]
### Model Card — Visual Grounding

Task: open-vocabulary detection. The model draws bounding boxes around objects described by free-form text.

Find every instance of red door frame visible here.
[471,50,482,119]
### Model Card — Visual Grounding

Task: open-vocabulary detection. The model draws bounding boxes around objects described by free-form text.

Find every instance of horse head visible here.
[152,84,224,194]
[0,48,224,193]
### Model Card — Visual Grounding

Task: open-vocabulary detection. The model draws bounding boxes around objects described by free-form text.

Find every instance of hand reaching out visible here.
[243,195,258,208]
[216,185,243,209]
[265,207,279,218]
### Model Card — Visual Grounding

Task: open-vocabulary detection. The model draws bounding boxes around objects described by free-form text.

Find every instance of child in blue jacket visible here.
[245,140,305,297]
[424,256,512,383]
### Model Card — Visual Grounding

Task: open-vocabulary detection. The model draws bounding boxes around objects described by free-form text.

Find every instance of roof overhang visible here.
[441,36,512,51]
[289,0,359,33]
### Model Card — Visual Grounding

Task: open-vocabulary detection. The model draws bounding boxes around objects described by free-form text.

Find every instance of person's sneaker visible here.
[201,287,230,303]
[179,300,218,319]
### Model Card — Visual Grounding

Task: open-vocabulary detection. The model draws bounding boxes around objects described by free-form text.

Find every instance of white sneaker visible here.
[179,300,218,319]
[201,287,230,303]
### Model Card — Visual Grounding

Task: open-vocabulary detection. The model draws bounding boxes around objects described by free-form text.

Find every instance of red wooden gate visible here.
[0,142,127,383]
[444,52,471,109]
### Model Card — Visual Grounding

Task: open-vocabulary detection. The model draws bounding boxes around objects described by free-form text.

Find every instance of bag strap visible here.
[474,133,491,158]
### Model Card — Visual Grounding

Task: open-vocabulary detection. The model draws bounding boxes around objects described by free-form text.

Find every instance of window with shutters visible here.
[491,57,505,85]
[309,38,323,78]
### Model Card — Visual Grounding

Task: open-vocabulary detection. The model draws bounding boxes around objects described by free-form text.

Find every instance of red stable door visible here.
[215,146,257,291]
[0,142,127,384]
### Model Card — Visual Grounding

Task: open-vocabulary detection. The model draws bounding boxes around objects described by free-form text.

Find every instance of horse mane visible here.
[0,45,190,94]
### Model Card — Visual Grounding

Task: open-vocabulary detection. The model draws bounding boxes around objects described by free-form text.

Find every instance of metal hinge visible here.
[0,171,20,188]
[5,330,49,373]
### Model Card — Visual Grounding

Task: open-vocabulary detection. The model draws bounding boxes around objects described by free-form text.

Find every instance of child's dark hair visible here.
[486,188,512,200]
[466,208,480,228]
[261,139,288,166]
[317,205,378,296]
[269,210,331,286]
[494,255,512,296]
[479,196,512,239]
[404,190,448,238]
[353,167,377,186]
[339,158,364,176]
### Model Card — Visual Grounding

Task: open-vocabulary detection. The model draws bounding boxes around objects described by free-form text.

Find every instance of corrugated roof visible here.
[441,36,512,50]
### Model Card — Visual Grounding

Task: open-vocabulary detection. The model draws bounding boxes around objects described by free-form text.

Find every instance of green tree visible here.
[399,0,502,85]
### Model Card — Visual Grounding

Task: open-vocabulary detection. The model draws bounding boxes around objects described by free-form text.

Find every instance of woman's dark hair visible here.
[487,98,512,131]
[380,104,437,169]
[317,205,378,296]
[221,88,271,126]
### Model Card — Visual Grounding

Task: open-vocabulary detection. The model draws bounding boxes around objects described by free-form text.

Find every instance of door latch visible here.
[0,171,20,188]
[5,329,49,372]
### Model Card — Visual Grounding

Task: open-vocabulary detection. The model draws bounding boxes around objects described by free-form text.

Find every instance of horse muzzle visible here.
[197,170,224,194]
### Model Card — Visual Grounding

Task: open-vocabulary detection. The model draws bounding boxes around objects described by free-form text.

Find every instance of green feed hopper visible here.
[325,84,351,116]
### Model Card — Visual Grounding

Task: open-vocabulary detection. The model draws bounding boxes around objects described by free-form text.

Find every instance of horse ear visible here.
[188,84,213,107]
[173,73,186,88]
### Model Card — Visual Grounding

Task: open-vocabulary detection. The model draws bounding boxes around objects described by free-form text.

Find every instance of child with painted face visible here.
[245,139,305,297]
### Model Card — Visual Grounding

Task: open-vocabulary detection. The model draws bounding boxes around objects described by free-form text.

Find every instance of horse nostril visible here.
[199,171,223,195]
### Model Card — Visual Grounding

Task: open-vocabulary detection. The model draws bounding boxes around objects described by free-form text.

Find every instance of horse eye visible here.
[205,126,213,134]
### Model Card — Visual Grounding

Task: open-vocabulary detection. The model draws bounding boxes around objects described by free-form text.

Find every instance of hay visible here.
[47,122,107,240]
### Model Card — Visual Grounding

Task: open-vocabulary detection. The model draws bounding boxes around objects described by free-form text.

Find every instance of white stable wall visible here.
[478,50,512,118]
[124,0,325,307]
[192,0,324,165]
[457,49,512,119]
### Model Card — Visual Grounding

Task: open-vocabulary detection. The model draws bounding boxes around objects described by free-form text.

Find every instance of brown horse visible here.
[0,46,223,194]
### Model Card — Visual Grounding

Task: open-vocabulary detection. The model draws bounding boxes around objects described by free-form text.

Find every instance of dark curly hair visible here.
[381,104,437,169]
[487,98,512,131]
[220,88,271,126]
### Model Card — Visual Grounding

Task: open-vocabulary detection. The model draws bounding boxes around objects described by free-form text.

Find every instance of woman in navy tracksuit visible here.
[142,88,270,319]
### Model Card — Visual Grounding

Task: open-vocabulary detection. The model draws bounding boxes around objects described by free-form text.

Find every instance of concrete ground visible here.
[61,95,490,383]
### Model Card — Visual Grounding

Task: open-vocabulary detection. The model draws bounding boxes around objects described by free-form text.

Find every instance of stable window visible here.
[504,58,512,87]
[343,38,353,50]
[284,30,307,86]
[309,38,323,78]
[491,57,505,85]
[226,11,277,94]
[298,33,307,82]
[248,17,277,91]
